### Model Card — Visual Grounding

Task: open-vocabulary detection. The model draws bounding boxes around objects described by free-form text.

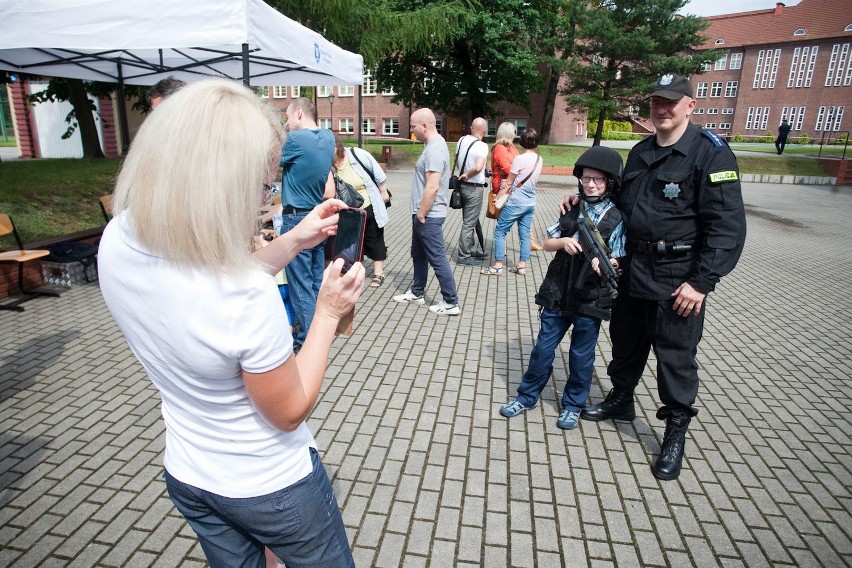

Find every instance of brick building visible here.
[256,77,589,145]
[690,0,852,141]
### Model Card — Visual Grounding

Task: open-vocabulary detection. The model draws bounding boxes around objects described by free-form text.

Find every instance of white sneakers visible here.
[394,290,460,316]
[428,299,461,316]
[392,290,425,304]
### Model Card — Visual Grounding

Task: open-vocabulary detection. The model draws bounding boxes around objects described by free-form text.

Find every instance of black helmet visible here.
[573,146,624,187]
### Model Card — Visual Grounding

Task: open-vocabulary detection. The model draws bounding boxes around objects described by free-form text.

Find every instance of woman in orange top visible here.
[491,122,543,251]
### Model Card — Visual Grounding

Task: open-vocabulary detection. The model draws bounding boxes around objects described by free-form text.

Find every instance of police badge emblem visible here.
[660,74,674,86]
[663,182,680,199]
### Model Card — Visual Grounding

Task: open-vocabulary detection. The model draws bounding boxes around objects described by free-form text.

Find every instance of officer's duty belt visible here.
[459,181,489,188]
[628,239,693,256]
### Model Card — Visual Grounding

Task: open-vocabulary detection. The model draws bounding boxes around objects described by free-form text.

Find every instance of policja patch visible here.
[663,182,681,199]
[709,171,738,183]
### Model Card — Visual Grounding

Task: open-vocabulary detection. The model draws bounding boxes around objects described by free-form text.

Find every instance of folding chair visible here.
[99,194,113,224]
[0,213,62,311]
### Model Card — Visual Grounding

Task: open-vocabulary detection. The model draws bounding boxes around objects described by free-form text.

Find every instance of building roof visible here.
[697,0,852,50]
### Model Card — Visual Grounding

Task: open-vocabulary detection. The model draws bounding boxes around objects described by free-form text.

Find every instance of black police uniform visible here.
[607,122,746,417]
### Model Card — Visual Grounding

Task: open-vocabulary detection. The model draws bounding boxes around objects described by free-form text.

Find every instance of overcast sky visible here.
[680,0,799,17]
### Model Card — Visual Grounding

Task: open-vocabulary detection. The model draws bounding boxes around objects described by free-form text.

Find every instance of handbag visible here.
[449,135,475,210]
[450,187,463,209]
[333,173,364,209]
[486,192,501,220]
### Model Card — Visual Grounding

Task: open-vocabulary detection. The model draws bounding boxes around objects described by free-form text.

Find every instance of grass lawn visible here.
[729,143,849,159]
[0,136,16,147]
[0,158,121,242]
[0,145,835,243]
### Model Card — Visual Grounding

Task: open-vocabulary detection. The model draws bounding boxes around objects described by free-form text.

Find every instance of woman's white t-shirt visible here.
[99,212,314,498]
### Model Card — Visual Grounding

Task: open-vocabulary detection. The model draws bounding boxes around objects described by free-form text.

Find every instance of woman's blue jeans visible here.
[515,308,602,412]
[165,448,354,568]
[493,203,535,262]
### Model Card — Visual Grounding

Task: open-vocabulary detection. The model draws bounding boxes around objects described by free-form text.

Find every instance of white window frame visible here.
[753,50,766,89]
[704,123,717,129]
[722,108,734,115]
[760,106,770,130]
[382,117,399,136]
[272,86,287,99]
[730,53,743,70]
[833,44,850,86]
[362,117,376,135]
[257,86,269,98]
[710,82,723,98]
[290,86,301,98]
[693,108,704,115]
[708,108,719,115]
[338,85,355,97]
[833,106,845,131]
[317,86,331,98]
[714,55,727,70]
[725,81,738,98]
[318,118,332,130]
[745,107,755,130]
[787,47,801,88]
[696,82,708,98]
[362,70,377,96]
[804,47,818,87]
[339,117,354,134]
[719,123,732,130]
[795,107,806,131]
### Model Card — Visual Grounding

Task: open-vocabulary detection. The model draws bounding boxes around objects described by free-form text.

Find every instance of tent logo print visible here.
[314,43,321,63]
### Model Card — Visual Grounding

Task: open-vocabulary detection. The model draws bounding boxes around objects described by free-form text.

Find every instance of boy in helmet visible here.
[500,146,625,430]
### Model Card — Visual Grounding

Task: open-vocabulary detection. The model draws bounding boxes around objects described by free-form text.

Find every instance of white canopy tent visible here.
[0,0,363,86]
[0,0,364,150]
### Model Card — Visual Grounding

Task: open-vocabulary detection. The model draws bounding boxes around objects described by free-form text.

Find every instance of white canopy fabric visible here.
[0,0,364,86]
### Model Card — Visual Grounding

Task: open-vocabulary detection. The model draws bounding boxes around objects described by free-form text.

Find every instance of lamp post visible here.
[328,92,335,133]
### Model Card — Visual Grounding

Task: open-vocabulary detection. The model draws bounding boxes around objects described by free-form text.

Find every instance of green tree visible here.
[268,0,472,67]
[375,0,547,120]
[560,0,717,146]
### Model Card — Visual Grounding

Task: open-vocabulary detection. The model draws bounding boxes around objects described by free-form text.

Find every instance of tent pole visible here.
[242,44,250,87]
[357,84,363,148]
[116,63,130,154]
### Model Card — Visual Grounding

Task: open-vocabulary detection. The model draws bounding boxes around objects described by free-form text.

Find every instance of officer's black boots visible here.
[580,388,636,422]
[651,412,691,481]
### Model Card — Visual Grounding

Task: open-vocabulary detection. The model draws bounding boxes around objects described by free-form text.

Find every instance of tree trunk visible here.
[67,79,104,159]
[539,69,559,145]
[593,106,607,147]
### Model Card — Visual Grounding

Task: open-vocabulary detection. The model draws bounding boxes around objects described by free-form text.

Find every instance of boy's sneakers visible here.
[557,410,580,430]
[393,290,425,304]
[500,398,534,418]
[428,300,460,316]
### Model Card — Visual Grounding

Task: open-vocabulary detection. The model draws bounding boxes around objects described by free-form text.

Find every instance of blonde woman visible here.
[99,79,361,568]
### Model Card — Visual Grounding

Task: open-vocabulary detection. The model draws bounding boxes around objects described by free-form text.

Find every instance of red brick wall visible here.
[9,80,39,158]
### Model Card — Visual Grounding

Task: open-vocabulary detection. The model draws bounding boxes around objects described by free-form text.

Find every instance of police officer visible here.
[579,74,747,481]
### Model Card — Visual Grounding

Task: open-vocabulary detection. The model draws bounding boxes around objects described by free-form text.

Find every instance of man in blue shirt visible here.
[277,98,335,350]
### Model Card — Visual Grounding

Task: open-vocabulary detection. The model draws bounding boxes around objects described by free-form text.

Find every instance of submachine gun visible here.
[576,216,621,299]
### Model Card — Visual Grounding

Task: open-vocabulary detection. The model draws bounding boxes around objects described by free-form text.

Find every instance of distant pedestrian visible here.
[481,127,543,277]
[455,117,489,265]
[146,76,186,109]
[275,98,335,351]
[775,119,792,155]
[393,108,460,316]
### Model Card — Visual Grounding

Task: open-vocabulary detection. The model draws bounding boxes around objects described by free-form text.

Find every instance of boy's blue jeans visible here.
[515,308,602,412]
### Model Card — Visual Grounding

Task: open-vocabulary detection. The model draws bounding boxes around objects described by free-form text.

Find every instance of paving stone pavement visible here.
[1,171,850,567]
